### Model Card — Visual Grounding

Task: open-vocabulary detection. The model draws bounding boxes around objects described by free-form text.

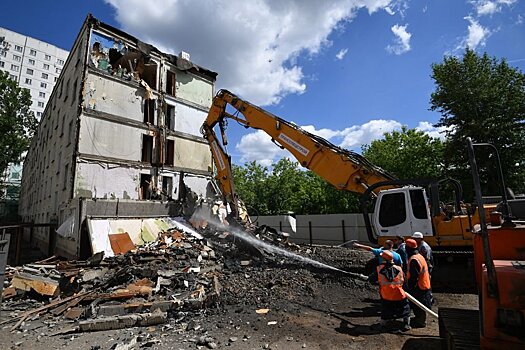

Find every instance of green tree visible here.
[232,161,271,215]
[362,127,445,180]
[232,158,362,215]
[430,48,525,195]
[0,71,37,173]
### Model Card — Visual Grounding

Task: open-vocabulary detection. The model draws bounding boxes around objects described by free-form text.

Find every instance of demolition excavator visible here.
[201,90,487,254]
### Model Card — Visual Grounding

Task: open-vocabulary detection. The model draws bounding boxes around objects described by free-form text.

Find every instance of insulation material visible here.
[84,75,145,122]
[87,217,201,257]
[56,215,75,239]
[76,163,140,199]
[175,70,213,107]
[78,117,143,162]
[173,138,212,172]
[174,103,207,136]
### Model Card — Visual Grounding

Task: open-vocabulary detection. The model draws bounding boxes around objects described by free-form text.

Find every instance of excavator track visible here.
[438,307,480,349]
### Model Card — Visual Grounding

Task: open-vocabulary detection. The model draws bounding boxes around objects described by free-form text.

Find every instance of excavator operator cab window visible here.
[410,189,429,220]
[378,192,406,227]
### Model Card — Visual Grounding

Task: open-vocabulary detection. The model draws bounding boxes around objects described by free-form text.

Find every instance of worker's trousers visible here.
[409,288,432,326]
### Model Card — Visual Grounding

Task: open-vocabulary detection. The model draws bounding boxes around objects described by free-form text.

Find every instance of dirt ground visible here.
[0,247,479,350]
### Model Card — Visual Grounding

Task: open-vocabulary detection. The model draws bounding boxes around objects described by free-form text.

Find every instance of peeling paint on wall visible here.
[83,76,145,121]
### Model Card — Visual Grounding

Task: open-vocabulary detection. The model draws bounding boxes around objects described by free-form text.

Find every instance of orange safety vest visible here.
[407,253,431,291]
[376,264,406,301]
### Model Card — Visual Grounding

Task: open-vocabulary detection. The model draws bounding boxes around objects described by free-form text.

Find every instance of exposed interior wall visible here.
[173,137,212,171]
[78,116,145,161]
[75,162,140,199]
[83,75,147,122]
[175,70,213,107]
[174,103,207,136]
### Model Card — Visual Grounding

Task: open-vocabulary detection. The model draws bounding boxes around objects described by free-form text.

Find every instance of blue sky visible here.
[1,0,524,166]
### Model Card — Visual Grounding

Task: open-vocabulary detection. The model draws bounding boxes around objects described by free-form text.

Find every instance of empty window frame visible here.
[162,176,173,199]
[143,99,155,124]
[165,105,175,130]
[166,70,176,96]
[165,139,174,166]
[141,134,153,163]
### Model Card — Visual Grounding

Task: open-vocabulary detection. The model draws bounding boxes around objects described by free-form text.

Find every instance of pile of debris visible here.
[1,217,375,349]
[1,228,223,335]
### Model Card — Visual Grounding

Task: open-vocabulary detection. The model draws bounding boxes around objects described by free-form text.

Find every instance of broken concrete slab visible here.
[78,310,167,332]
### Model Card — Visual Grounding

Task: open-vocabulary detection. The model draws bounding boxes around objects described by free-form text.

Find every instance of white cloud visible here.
[386,24,412,55]
[472,0,517,17]
[335,48,348,60]
[104,0,397,106]
[236,130,290,167]
[415,121,448,140]
[235,119,403,165]
[463,16,491,49]
[338,119,402,148]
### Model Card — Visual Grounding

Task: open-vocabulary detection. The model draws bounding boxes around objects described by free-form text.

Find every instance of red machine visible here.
[439,138,525,349]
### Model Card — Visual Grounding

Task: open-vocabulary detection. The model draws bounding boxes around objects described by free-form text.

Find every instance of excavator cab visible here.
[372,186,433,238]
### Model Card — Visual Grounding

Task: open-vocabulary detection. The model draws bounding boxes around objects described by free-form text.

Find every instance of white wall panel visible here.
[78,116,144,161]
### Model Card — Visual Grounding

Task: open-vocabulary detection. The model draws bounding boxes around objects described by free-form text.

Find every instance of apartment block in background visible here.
[0,27,69,119]
[19,15,217,258]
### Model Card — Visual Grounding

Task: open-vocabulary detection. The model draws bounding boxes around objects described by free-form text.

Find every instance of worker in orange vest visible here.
[370,250,411,331]
[405,238,432,328]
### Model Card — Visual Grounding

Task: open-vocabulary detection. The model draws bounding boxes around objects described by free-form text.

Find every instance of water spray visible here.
[194,212,368,281]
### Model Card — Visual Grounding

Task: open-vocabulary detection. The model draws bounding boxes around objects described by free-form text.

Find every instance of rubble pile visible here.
[1,228,223,335]
[1,220,375,347]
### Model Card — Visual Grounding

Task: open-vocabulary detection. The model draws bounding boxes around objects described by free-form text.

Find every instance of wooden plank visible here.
[11,273,60,297]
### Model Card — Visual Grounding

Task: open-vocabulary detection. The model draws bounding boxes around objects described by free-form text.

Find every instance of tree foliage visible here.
[232,158,361,215]
[362,126,445,180]
[430,48,525,195]
[0,71,37,173]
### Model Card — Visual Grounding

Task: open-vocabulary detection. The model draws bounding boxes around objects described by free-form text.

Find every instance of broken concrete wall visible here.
[256,214,372,245]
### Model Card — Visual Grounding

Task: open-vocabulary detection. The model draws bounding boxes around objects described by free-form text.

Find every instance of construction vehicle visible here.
[201,90,490,254]
[438,138,525,349]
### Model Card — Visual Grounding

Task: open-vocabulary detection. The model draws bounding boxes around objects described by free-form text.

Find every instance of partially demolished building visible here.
[19,15,217,258]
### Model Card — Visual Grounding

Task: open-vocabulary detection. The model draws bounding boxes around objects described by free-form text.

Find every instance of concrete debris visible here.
[1,216,372,342]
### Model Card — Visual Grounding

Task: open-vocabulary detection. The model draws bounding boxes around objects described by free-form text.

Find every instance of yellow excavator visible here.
[201,89,489,259]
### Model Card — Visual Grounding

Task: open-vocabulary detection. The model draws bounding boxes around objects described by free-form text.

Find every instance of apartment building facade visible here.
[0,27,69,119]
[18,15,216,258]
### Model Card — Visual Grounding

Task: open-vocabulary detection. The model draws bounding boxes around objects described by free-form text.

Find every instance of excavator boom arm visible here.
[202,89,397,216]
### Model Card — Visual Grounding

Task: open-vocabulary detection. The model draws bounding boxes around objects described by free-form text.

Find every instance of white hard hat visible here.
[411,232,424,239]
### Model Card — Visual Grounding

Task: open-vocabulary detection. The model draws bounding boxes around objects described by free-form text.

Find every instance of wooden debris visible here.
[11,272,60,297]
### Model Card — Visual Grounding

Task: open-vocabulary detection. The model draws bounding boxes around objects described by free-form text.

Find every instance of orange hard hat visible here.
[381,250,394,261]
[406,239,417,249]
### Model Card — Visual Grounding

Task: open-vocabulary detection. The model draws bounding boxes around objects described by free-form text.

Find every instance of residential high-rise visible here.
[0,27,69,119]
[18,15,217,258]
